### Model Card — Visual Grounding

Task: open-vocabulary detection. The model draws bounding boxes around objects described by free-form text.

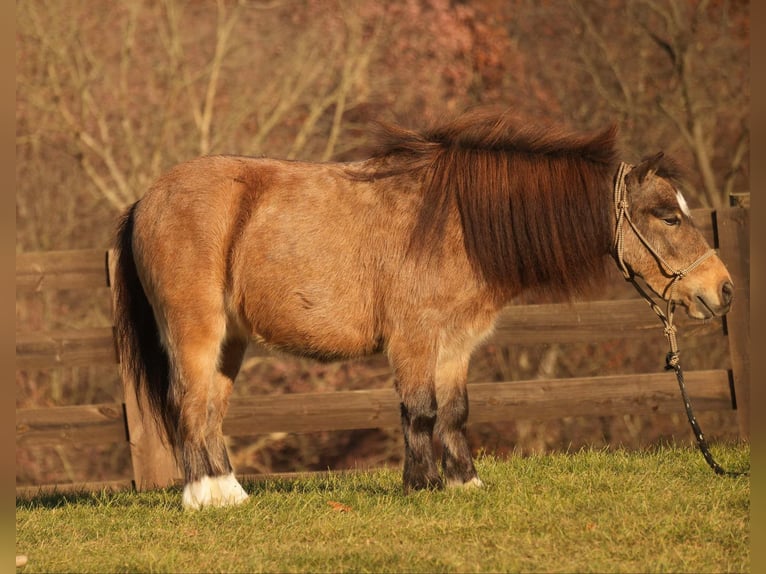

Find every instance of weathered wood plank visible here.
[466,369,732,423]
[224,388,400,434]
[691,207,715,241]
[492,299,724,344]
[121,370,181,490]
[15,328,118,369]
[16,403,126,447]
[223,369,732,435]
[16,371,730,445]
[16,249,110,292]
[715,206,750,438]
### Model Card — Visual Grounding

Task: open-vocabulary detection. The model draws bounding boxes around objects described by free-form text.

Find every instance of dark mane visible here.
[365,109,619,300]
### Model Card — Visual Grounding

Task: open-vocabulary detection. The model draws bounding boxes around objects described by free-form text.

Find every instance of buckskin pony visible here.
[112,110,733,509]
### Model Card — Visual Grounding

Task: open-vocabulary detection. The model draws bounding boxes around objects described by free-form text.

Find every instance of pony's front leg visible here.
[398,387,442,491]
[436,382,482,488]
[390,343,442,491]
[435,353,482,488]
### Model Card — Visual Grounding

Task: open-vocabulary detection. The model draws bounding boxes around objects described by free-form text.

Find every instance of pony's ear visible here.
[630,151,665,184]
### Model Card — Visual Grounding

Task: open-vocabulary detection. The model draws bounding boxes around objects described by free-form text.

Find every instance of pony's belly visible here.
[243,288,381,362]
[252,320,381,362]
[255,332,381,363]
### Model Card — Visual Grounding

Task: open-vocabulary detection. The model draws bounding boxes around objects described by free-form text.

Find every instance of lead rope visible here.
[613,163,747,477]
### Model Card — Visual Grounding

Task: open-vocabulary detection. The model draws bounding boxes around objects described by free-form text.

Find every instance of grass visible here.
[16,444,749,573]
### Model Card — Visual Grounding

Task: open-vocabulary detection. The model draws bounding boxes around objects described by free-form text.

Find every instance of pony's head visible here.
[614,153,733,319]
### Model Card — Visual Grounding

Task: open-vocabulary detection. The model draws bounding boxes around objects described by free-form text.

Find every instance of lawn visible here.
[16,444,749,573]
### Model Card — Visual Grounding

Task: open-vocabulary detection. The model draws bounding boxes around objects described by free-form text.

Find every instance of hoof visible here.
[182,473,249,510]
[446,476,484,489]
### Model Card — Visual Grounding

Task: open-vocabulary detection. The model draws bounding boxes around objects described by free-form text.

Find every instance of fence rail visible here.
[16,204,750,492]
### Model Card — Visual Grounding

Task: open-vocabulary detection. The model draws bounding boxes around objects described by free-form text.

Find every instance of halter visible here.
[612,161,715,359]
[612,162,745,476]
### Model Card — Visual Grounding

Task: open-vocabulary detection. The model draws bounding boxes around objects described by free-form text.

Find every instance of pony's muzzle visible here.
[705,279,734,316]
[686,278,733,319]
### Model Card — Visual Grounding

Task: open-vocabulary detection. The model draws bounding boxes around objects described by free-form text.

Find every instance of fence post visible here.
[107,249,180,490]
[122,376,180,490]
[716,201,750,439]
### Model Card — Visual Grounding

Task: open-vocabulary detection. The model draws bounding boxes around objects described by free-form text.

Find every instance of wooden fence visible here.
[16,202,750,493]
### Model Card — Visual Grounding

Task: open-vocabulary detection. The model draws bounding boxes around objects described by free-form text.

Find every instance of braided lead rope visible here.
[612,164,748,477]
[666,354,747,476]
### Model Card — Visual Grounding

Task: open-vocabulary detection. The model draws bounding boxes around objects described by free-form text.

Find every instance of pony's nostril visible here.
[721,281,734,306]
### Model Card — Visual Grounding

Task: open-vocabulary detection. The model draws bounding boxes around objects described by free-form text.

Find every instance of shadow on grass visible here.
[15,485,183,510]
[16,468,405,510]
[242,467,403,496]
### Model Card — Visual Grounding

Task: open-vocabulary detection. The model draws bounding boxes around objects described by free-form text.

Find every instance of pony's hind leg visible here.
[201,335,249,485]
[173,322,250,510]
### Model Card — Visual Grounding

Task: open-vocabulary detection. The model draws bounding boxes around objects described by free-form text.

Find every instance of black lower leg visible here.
[205,432,233,477]
[437,387,478,485]
[181,440,214,484]
[400,402,442,491]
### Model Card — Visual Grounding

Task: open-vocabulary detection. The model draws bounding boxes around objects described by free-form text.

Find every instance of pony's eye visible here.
[652,208,681,226]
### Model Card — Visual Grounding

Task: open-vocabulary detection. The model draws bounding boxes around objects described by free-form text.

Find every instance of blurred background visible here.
[16,0,749,485]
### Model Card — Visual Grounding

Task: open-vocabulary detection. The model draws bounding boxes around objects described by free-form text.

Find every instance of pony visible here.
[112,110,733,509]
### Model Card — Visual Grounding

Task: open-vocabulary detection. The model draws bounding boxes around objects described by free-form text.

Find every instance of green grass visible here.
[16,444,749,573]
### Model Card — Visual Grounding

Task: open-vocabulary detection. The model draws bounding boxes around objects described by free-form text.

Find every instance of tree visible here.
[503,0,749,207]
[16,0,382,248]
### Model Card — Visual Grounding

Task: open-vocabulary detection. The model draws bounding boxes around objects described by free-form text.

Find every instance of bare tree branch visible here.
[569,0,635,112]
[723,126,749,198]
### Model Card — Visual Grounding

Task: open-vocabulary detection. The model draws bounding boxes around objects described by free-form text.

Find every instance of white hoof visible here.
[182,473,249,510]
[447,476,485,489]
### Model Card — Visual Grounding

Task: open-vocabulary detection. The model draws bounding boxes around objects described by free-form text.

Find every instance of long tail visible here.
[113,203,178,449]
